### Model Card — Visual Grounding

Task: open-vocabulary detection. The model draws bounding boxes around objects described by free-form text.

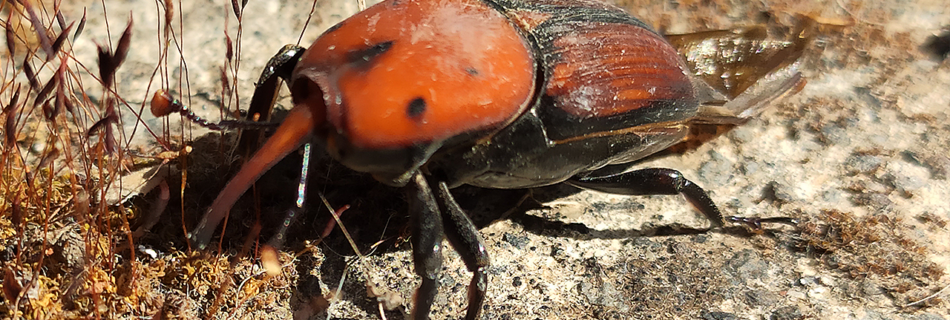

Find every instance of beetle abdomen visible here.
[544,23,694,118]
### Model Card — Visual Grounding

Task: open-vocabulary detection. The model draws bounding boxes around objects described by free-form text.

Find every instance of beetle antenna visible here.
[150,90,278,131]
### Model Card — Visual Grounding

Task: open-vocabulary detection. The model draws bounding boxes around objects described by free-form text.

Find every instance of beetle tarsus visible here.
[567,168,725,228]
[725,215,801,230]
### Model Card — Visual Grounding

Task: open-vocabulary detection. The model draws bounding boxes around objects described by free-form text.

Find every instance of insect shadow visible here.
[130,119,780,319]
[137,128,766,254]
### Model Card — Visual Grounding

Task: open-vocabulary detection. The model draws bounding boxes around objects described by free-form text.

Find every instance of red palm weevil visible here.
[151,0,810,318]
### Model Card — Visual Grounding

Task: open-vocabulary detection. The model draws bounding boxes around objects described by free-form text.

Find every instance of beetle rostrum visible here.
[172,0,809,318]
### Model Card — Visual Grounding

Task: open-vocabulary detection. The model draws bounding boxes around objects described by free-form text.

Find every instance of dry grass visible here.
[0,0,310,318]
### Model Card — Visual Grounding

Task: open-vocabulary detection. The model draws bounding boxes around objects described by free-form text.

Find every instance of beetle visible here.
[152,0,809,318]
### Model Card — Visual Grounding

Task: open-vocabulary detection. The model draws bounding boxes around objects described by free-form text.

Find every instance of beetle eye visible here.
[406,97,426,119]
[291,78,322,106]
[289,78,329,134]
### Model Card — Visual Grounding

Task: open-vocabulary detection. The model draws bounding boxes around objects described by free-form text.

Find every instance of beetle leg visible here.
[237,44,307,156]
[433,181,490,320]
[408,173,444,320]
[725,215,801,229]
[567,168,725,228]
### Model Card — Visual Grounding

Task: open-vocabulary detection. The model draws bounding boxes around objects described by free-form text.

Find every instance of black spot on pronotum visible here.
[346,41,394,68]
[465,67,479,76]
[407,97,426,119]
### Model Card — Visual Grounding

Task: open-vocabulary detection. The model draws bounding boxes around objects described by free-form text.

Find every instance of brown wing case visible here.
[491,0,698,141]
[542,22,695,119]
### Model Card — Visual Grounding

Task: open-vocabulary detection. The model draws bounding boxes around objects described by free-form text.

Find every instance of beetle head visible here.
[287,0,536,186]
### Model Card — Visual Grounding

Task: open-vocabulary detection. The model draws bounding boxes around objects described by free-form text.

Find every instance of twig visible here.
[904,283,950,307]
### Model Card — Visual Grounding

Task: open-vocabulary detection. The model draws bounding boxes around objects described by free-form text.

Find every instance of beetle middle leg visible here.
[434,180,489,320]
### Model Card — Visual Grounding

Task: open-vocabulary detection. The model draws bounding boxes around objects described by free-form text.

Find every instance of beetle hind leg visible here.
[567,168,726,228]
[568,168,800,230]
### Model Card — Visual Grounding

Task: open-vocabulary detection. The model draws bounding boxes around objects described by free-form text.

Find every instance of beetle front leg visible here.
[568,168,725,228]
[237,44,307,156]
[433,181,490,320]
[408,173,444,320]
